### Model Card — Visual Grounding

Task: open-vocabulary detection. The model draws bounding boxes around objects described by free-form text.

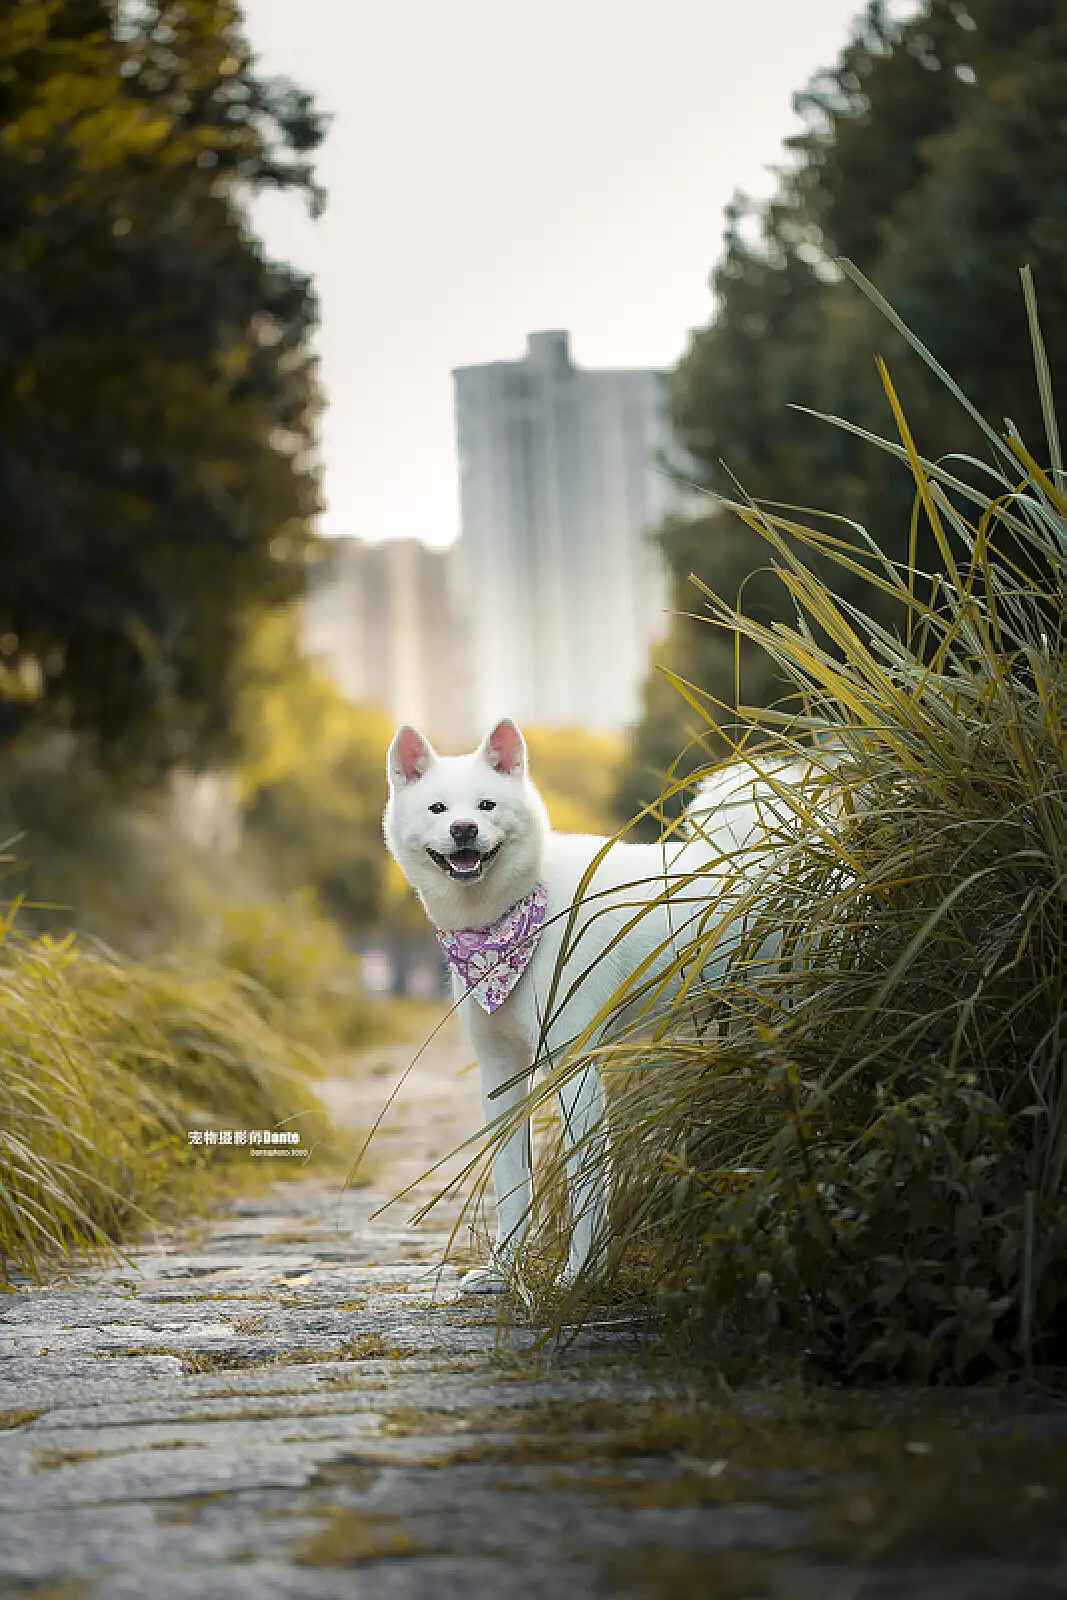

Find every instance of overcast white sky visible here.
[243,0,894,548]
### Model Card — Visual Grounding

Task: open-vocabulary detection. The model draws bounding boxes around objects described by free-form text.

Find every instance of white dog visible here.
[383,717,814,1293]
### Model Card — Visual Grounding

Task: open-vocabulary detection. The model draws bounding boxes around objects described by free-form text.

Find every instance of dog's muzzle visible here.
[426,842,502,882]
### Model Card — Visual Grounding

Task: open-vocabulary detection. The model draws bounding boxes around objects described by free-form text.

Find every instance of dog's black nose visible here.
[450,820,478,846]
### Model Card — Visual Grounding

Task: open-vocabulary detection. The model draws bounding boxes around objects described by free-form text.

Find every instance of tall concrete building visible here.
[450,330,677,737]
[302,537,468,747]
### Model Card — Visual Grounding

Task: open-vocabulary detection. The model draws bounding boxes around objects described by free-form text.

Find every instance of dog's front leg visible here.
[460,1036,533,1294]
[557,1061,608,1286]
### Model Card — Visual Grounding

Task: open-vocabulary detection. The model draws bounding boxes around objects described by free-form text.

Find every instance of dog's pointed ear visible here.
[388,725,437,788]
[478,718,526,777]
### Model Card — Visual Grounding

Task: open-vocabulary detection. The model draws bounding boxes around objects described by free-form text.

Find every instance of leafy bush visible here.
[510,268,1066,1382]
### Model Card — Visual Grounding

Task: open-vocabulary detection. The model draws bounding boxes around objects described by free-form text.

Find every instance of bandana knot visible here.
[435,881,549,1014]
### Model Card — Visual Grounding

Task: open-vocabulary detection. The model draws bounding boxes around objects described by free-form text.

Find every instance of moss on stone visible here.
[37,1447,104,1471]
[153,1490,234,1526]
[378,1403,473,1438]
[4,1579,91,1600]
[379,1388,1067,1566]
[297,1507,420,1567]
[0,1407,44,1430]
[180,1351,264,1373]
[231,1317,268,1335]
[94,1333,410,1374]
[602,1547,784,1600]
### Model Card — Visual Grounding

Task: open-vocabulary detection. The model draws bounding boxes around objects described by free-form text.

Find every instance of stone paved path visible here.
[2,1009,1067,1599]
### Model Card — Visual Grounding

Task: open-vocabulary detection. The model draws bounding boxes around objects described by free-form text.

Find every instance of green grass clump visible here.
[0,920,329,1282]
[213,891,380,1054]
[512,267,1066,1382]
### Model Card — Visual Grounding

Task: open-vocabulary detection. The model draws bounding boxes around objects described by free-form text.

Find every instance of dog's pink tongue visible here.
[452,850,480,872]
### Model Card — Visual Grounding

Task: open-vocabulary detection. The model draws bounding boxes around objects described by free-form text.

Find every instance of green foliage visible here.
[522,726,623,836]
[622,0,1067,800]
[215,892,380,1052]
[654,1066,1053,1382]
[0,651,389,1019]
[504,279,1067,1383]
[0,730,247,952]
[0,0,323,771]
[236,611,394,931]
[615,581,783,836]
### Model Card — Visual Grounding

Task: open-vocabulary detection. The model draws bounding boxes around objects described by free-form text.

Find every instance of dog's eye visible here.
[477,799,496,812]
[427,802,446,815]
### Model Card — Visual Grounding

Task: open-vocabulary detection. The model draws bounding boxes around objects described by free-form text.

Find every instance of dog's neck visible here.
[419,862,542,934]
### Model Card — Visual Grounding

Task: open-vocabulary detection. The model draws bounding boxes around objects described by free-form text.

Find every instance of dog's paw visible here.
[554,1251,608,1294]
[458,1261,510,1294]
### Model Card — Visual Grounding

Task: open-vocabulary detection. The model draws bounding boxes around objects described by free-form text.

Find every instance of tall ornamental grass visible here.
[0,917,332,1282]
[503,266,1065,1381]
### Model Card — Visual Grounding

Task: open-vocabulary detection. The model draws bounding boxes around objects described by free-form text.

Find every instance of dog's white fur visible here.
[383,718,812,1292]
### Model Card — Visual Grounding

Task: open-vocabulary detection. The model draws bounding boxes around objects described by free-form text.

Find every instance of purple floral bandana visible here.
[435,881,549,1014]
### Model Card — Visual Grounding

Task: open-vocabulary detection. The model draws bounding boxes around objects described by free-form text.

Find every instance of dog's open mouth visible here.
[426,843,502,882]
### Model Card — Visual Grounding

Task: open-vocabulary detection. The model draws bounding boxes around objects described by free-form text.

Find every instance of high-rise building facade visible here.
[450,330,677,738]
[302,536,468,747]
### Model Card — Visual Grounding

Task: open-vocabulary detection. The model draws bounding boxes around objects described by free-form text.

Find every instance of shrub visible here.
[506,267,1066,1381]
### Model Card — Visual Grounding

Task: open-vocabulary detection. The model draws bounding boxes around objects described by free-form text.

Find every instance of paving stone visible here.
[3,1011,1066,1600]
[91,1558,591,1600]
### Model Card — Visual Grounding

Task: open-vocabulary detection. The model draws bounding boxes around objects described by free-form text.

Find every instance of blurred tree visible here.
[235,611,394,933]
[619,0,1067,816]
[522,725,623,836]
[616,524,793,831]
[0,0,323,773]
